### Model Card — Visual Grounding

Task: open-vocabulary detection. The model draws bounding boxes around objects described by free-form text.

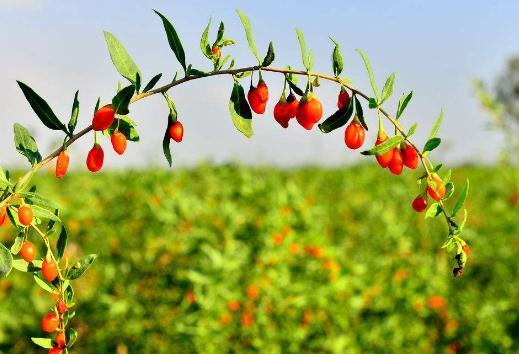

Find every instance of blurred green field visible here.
[0,164,517,354]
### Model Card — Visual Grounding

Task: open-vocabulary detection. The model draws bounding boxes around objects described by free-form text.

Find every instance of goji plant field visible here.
[0,165,516,354]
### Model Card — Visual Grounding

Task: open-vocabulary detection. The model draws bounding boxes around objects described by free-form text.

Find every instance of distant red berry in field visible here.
[228,299,240,312]
[337,89,350,109]
[54,330,66,348]
[427,295,447,310]
[56,299,67,314]
[286,93,299,119]
[169,121,184,143]
[246,285,260,301]
[344,121,365,149]
[55,150,69,179]
[18,205,33,226]
[388,148,404,175]
[289,243,300,255]
[211,45,221,58]
[241,312,254,327]
[402,143,419,169]
[220,312,232,325]
[427,174,446,201]
[111,131,127,155]
[412,196,428,212]
[86,144,104,173]
[42,259,59,282]
[49,347,63,354]
[375,133,394,168]
[19,240,36,263]
[273,232,283,245]
[186,291,197,304]
[41,312,59,333]
[296,93,323,130]
[92,105,115,131]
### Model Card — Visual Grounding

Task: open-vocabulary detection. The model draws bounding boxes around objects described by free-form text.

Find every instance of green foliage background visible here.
[0,165,517,353]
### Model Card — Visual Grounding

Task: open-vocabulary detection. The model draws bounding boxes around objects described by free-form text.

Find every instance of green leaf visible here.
[407,123,418,137]
[10,232,24,255]
[18,192,60,210]
[318,101,354,133]
[142,73,162,93]
[329,37,344,77]
[354,96,368,131]
[105,116,140,142]
[135,72,141,93]
[361,135,404,156]
[200,17,212,59]
[397,91,413,119]
[444,182,455,199]
[356,49,379,103]
[12,259,41,272]
[452,179,469,217]
[162,125,173,167]
[423,137,441,153]
[0,243,13,277]
[68,90,80,134]
[68,328,79,348]
[381,72,396,104]
[428,109,443,139]
[112,84,135,115]
[286,76,304,96]
[16,81,67,132]
[154,10,187,73]
[295,28,309,70]
[229,80,253,138]
[33,274,56,293]
[425,202,442,219]
[103,31,141,84]
[32,205,61,222]
[236,10,261,62]
[262,42,275,67]
[67,254,97,280]
[14,123,42,167]
[56,226,67,261]
[31,338,53,349]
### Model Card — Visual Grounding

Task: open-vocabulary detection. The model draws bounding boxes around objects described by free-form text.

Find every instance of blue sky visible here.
[1,0,518,168]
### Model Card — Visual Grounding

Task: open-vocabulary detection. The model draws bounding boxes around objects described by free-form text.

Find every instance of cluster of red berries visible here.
[412,173,447,213]
[41,298,68,353]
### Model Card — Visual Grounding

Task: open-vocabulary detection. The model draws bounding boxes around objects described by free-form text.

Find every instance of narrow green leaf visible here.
[229,80,253,138]
[10,232,24,255]
[18,192,60,210]
[361,135,404,156]
[105,116,140,142]
[154,10,187,73]
[142,73,162,93]
[444,182,455,199]
[262,42,275,67]
[425,202,442,218]
[381,72,396,104]
[32,205,61,222]
[329,37,344,77]
[68,328,79,348]
[354,96,368,131]
[236,10,261,62]
[103,31,141,84]
[135,72,141,93]
[17,81,67,132]
[12,259,41,272]
[356,49,379,103]
[397,91,413,119]
[112,84,135,115]
[162,126,173,167]
[31,338,53,349]
[423,137,441,153]
[407,123,418,137]
[452,179,470,217]
[318,101,354,133]
[295,28,309,69]
[428,109,443,139]
[68,90,80,134]
[0,243,13,277]
[33,274,56,293]
[57,226,67,261]
[200,17,212,59]
[286,76,304,96]
[14,123,42,167]
[66,254,97,280]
